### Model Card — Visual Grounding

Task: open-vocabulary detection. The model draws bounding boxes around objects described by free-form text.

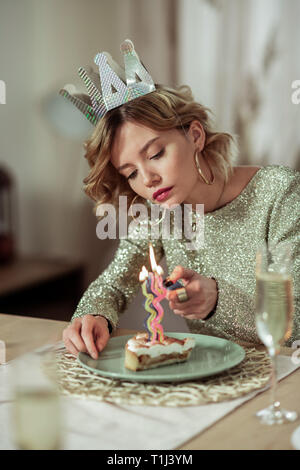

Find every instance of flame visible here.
[140,244,164,280]
[149,243,164,276]
[149,243,158,272]
[139,265,149,282]
[156,265,163,276]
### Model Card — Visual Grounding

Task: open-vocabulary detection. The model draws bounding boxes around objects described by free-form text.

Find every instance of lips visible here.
[153,186,173,202]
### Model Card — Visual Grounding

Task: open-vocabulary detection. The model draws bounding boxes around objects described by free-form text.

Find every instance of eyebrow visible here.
[117,137,160,171]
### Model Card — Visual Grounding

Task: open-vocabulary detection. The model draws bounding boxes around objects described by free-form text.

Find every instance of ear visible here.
[187,120,205,151]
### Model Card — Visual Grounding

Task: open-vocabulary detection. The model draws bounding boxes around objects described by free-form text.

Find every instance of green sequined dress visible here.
[72,165,300,346]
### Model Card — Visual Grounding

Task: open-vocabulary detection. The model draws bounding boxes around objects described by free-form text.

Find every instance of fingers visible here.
[167,275,217,321]
[180,314,200,320]
[62,315,110,359]
[95,327,110,353]
[63,336,80,357]
[63,318,87,356]
[173,309,198,318]
[169,295,197,311]
[93,316,111,354]
[169,265,195,282]
[167,277,204,304]
[168,284,203,318]
[81,317,99,359]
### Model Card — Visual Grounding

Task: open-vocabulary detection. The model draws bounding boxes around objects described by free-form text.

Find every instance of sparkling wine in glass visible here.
[255,241,298,425]
[11,350,62,449]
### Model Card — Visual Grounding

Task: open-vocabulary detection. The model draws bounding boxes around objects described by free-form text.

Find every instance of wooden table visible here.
[0,313,299,450]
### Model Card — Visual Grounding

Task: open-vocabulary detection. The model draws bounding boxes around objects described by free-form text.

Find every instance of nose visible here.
[142,169,161,188]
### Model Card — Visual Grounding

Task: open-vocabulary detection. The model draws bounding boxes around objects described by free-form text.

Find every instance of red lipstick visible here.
[153,186,173,202]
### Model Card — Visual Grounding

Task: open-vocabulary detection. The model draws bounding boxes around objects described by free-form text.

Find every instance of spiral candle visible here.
[139,244,168,343]
[140,267,157,341]
[149,272,166,343]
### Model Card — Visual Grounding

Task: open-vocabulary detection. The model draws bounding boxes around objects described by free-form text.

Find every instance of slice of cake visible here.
[124,333,195,371]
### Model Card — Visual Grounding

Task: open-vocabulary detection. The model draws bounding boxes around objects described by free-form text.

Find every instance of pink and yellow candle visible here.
[139,244,167,344]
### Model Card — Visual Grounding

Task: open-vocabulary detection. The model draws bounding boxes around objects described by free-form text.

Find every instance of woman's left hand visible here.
[166,265,218,320]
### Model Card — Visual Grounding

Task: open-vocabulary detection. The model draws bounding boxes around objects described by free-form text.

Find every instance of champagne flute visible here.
[10,349,62,449]
[255,241,298,425]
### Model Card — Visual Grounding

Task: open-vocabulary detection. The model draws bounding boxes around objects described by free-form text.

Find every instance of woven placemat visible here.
[53,347,271,407]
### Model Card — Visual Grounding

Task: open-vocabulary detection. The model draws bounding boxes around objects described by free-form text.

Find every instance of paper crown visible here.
[59,39,156,126]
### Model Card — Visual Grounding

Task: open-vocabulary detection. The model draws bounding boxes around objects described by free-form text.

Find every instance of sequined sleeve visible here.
[71,227,164,330]
[183,165,300,346]
[267,172,300,346]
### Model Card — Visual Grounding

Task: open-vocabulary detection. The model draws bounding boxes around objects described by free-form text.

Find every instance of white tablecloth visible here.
[0,347,299,450]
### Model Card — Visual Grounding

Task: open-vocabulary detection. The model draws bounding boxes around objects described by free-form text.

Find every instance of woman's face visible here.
[110,120,205,208]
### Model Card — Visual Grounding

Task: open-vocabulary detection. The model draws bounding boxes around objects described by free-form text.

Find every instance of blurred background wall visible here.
[178,0,300,168]
[0,0,299,329]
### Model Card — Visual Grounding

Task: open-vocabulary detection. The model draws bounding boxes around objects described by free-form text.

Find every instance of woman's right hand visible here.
[62,314,110,359]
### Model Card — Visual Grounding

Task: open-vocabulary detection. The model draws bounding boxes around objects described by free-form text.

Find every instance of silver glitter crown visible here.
[59,39,156,126]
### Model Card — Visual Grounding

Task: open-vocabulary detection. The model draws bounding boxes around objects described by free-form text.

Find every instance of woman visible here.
[62,82,300,360]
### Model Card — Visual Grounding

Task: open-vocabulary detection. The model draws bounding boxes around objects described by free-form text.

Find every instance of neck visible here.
[185,158,227,213]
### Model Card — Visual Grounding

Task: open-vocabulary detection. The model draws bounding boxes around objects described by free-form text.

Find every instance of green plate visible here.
[77,333,245,383]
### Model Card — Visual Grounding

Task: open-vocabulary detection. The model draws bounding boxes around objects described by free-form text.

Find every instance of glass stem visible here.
[269,352,278,407]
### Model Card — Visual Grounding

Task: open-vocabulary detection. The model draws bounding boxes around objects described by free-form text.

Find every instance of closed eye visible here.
[150,149,164,160]
[126,149,165,180]
[127,169,138,180]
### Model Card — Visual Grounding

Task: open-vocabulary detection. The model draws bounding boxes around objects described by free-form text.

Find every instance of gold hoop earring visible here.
[129,194,140,220]
[150,207,167,227]
[194,150,215,185]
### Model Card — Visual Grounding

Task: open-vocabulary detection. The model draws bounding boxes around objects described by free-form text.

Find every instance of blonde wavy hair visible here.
[83,84,237,212]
